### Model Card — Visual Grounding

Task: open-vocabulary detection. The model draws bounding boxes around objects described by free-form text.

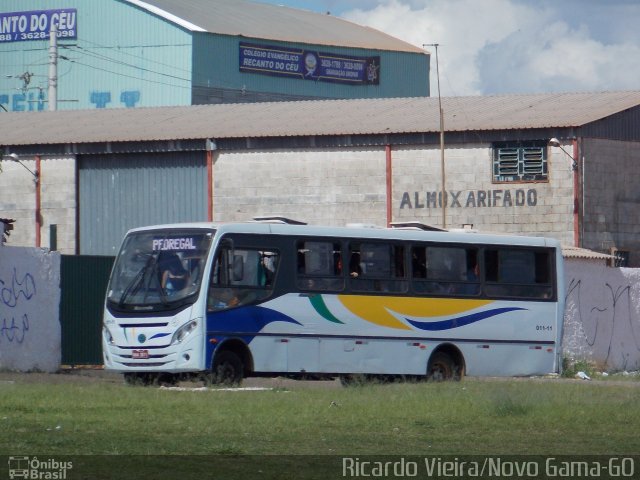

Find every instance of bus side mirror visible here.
[232,255,244,281]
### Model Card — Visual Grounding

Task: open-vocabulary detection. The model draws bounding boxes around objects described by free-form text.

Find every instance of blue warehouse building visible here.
[0,0,429,111]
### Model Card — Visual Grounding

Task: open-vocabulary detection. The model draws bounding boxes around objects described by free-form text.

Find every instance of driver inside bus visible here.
[160,252,190,295]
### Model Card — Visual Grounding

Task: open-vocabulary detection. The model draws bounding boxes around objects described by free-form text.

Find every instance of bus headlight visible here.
[103,325,115,345]
[171,319,199,345]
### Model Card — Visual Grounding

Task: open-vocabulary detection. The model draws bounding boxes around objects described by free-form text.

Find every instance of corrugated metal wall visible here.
[60,254,114,365]
[2,0,427,112]
[581,106,640,141]
[0,0,193,111]
[192,34,429,103]
[79,151,207,256]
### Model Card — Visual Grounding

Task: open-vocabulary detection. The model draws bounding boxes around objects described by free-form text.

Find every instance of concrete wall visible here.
[213,143,575,244]
[0,156,76,254]
[581,138,640,266]
[392,144,574,243]
[213,148,388,226]
[564,259,640,371]
[0,245,61,372]
[8,139,640,263]
[0,158,37,245]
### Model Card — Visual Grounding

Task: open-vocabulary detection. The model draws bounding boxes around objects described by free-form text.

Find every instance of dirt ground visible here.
[0,367,343,389]
[1,367,639,390]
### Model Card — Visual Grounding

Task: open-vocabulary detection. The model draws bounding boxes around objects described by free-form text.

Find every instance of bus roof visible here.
[125,221,561,249]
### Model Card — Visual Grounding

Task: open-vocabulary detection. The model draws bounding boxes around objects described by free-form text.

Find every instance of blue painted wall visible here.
[0,0,428,112]
[192,33,429,103]
[0,0,192,111]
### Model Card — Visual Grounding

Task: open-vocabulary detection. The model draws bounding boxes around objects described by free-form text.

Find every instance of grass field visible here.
[1,373,639,457]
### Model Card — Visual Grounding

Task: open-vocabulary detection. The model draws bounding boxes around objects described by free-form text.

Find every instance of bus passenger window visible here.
[208,247,280,311]
[411,246,479,296]
[411,247,427,279]
[453,249,481,296]
[349,251,362,278]
[484,248,553,299]
[349,242,407,293]
[296,241,344,291]
[360,243,390,276]
[259,252,278,287]
[535,252,551,284]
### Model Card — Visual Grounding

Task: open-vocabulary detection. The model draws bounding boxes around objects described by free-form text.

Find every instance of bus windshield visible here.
[106,229,214,312]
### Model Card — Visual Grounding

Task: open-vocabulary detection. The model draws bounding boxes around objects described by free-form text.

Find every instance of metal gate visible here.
[60,255,114,365]
[78,151,208,256]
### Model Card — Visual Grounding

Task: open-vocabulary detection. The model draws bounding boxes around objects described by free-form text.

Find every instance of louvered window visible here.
[493,142,548,183]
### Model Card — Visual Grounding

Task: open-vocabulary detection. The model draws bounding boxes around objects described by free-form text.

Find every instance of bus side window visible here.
[411,247,427,279]
[456,249,480,295]
[535,251,551,284]
[484,248,553,299]
[296,240,343,291]
[349,249,362,278]
[259,252,278,287]
[349,242,407,293]
[411,246,479,296]
[210,248,229,286]
[208,247,280,311]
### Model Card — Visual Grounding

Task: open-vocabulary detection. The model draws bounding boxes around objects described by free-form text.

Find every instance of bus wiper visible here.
[158,279,170,305]
[118,254,157,306]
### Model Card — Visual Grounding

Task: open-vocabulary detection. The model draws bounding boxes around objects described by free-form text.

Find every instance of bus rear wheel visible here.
[427,352,459,381]
[210,351,244,386]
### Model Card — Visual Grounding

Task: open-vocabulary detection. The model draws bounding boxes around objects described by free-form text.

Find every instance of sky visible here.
[257,0,640,97]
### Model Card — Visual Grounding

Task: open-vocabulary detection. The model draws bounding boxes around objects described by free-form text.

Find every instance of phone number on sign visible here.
[0,29,75,42]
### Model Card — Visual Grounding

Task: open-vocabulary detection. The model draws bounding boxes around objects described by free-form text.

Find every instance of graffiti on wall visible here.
[0,247,60,372]
[0,267,35,344]
[565,276,640,371]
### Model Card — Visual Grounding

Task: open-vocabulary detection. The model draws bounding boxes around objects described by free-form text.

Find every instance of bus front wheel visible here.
[210,351,244,386]
[427,352,458,381]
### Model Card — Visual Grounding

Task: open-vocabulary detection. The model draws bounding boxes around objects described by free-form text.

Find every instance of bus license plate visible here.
[132,349,149,359]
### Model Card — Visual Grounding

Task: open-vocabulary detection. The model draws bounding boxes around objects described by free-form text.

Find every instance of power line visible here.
[62,45,192,83]
[73,37,193,75]
[3,38,194,79]
[0,46,49,54]
[64,58,192,90]
[3,38,255,96]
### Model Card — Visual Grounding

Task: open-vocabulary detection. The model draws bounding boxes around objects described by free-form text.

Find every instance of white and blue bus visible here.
[102,220,565,385]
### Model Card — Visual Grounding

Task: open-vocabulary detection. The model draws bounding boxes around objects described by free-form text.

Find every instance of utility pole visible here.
[424,43,445,229]
[48,23,57,111]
